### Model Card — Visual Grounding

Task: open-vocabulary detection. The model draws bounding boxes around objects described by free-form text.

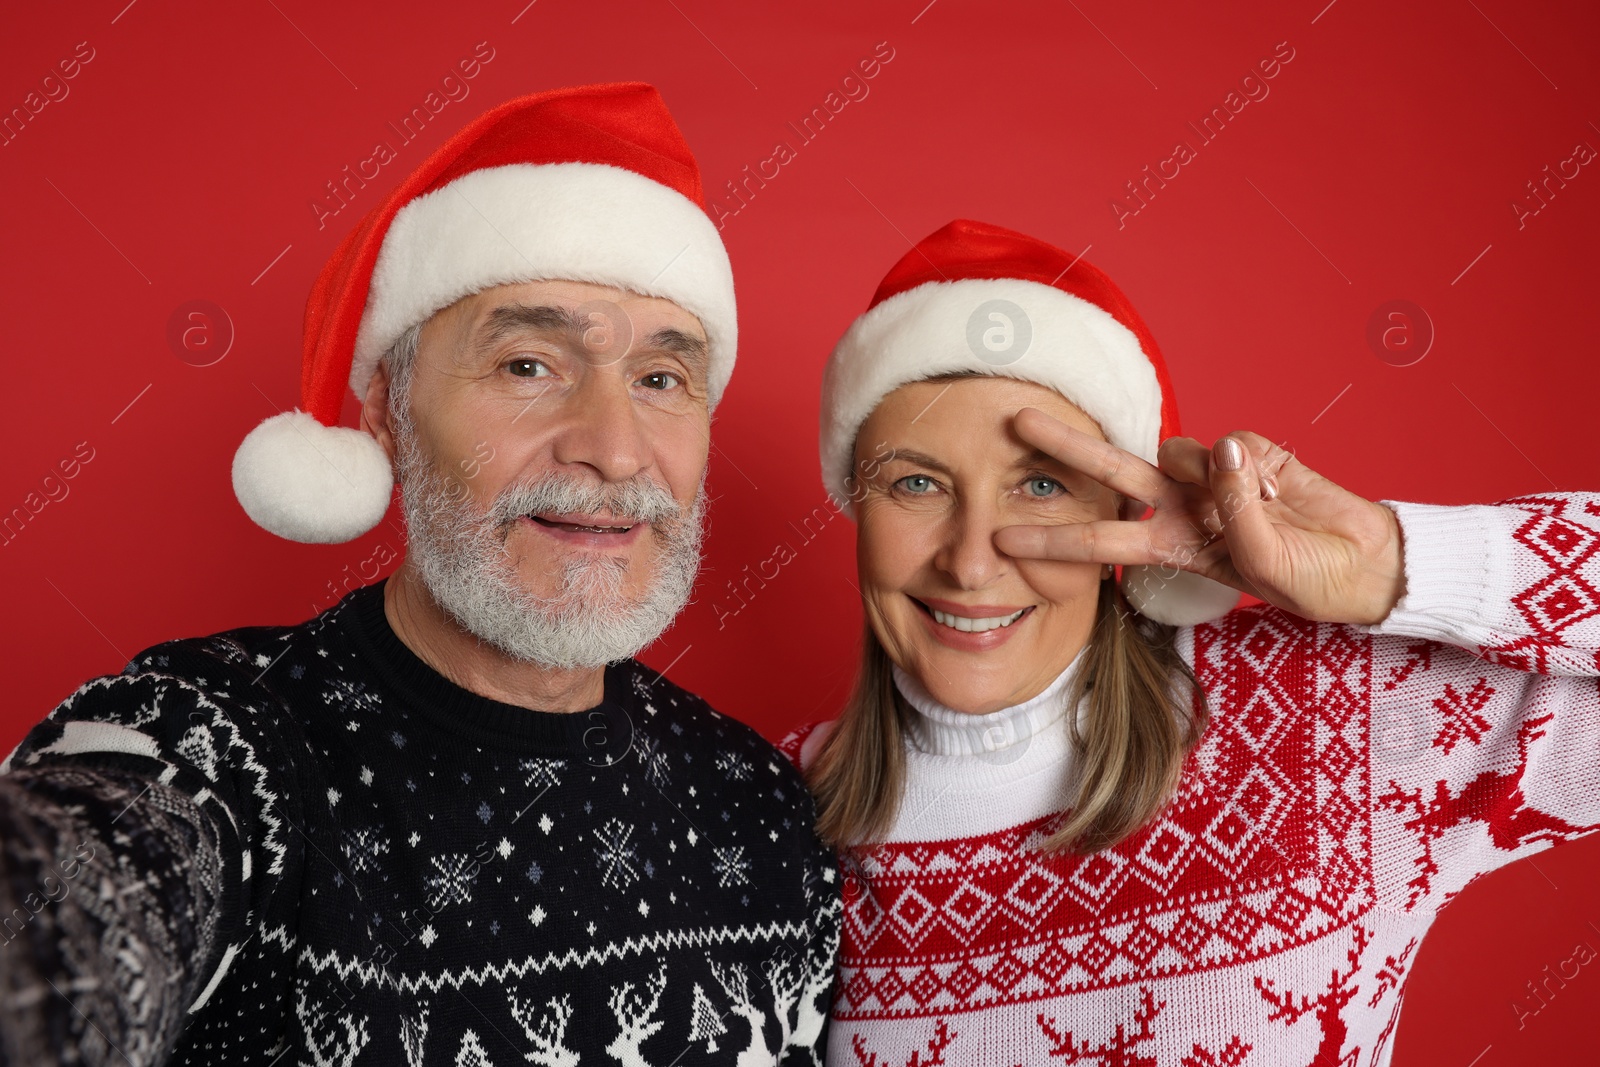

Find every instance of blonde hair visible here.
[806,577,1209,855]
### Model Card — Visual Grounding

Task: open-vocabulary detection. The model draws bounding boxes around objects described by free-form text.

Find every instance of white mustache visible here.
[488,473,685,529]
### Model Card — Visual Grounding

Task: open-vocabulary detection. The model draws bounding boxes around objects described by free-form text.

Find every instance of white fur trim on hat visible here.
[820,277,1161,511]
[1121,565,1241,627]
[353,162,736,405]
[232,411,394,544]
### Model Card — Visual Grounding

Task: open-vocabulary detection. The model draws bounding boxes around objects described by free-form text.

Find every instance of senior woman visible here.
[783,219,1600,1066]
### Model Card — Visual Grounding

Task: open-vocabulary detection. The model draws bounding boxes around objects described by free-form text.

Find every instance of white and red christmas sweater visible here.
[782,493,1600,1067]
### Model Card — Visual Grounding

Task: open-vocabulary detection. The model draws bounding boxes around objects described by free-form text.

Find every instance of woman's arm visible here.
[1185,490,1600,915]
[1350,493,1600,675]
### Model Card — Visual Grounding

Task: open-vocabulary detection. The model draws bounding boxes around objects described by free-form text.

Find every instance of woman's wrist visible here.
[1350,501,1407,625]
[1349,500,1501,641]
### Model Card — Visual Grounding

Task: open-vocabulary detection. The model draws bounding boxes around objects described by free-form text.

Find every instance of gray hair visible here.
[382,322,424,433]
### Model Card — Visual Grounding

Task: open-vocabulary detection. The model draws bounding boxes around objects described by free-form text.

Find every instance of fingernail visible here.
[1260,475,1278,501]
[1216,438,1243,471]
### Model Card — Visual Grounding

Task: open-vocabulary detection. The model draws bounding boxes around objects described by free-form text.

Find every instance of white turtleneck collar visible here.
[892,650,1085,758]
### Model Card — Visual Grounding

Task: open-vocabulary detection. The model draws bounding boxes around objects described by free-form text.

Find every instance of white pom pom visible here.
[232,411,394,544]
[1120,565,1241,627]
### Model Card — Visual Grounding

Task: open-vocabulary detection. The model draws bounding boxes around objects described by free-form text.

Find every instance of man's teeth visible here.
[930,607,1027,633]
[534,516,634,533]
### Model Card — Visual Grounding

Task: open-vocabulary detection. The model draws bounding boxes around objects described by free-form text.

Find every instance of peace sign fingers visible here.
[1012,407,1177,511]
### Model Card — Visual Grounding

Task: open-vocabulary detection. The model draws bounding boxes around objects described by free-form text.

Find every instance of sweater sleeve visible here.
[1348,493,1600,913]
[0,639,300,1066]
[1350,493,1600,674]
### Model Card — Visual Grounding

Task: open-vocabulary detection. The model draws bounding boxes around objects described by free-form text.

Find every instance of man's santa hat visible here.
[232,82,736,544]
[819,218,1239,627]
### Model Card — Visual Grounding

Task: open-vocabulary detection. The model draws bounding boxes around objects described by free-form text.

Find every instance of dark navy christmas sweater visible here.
[0,581,840,1066]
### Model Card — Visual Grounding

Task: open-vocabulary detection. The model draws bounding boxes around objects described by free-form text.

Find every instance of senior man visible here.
[0,85,838,1066]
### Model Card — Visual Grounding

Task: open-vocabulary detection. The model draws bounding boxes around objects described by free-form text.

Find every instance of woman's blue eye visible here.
[1026,477,1062,497]
[896,474,936,494]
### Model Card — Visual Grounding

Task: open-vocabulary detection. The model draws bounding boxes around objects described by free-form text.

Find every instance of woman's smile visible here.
[910,596,1035,650]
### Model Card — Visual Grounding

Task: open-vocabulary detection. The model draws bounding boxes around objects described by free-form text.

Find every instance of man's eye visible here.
[507,358,551,378]
[1025,477,1063,497]
[638,372,681,391]
[895,474,937,494]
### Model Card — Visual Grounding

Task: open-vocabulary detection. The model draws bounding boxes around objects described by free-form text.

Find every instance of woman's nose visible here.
[934,502,1008,590]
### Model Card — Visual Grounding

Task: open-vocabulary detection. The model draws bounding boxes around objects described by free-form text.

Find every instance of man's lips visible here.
[518,512,649,547]
[527,511,642,534]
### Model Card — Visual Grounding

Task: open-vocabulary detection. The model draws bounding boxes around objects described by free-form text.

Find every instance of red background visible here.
[2,0,1597,1060]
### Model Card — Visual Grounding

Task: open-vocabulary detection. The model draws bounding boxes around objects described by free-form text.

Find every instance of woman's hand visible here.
[992,407,1407,625]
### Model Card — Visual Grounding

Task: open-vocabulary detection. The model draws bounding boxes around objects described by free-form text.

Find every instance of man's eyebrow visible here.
[472,303,586,352]
[471,305,709,370]
[641,327,708,367]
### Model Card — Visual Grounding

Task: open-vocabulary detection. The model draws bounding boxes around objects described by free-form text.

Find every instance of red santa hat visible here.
[819,218,1239,627]
[232,82,736,544]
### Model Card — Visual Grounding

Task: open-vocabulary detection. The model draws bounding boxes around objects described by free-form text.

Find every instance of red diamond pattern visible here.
[1077,934,1117,975]
[1215,905,1265,948]
[1122,922,1163,965]
[1520,514,1598,568]
[945,962,983,1000]
[1244,627,1282,663]
[1322,735,1357,783]
[890,889,932,934]
[873,971,907,1008]
[1323,791,1359,839]
[907,968,941,1006]
[986,954,1026,992]
[1170,912,1213,957]
[1034,941,1075,983]
[1266,888,1314,933]
[1206,810,1250,855]
[1007,869,1061,914]
[1518,574,1600,633]
[943,882,993,932]
[1139,824,1191,873]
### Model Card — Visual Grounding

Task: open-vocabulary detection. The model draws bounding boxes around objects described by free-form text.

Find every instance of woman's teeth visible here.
[930,607,1027,633]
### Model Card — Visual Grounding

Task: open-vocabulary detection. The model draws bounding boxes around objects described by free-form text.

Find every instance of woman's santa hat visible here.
[232,82,736,544]
[819,218,1239,627]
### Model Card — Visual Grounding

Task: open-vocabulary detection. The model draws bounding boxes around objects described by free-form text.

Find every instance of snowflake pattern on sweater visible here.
[0,581,840,1066]
[783,494,1600,1066]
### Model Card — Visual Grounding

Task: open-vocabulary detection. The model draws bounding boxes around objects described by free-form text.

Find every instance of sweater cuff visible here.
[1349,500,1507,645]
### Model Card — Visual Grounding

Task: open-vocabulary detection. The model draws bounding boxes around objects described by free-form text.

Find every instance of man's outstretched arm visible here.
[0,653,281,1067]
[0,762,234,1066]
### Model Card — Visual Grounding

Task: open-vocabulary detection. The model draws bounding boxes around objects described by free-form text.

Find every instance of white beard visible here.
[394,426,705,671]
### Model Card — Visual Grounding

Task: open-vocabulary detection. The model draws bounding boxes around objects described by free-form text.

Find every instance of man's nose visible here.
[549,372,651,483]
